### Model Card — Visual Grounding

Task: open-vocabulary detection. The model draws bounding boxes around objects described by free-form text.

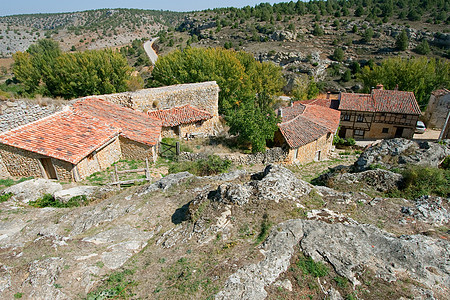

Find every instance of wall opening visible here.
[40,158,57,179]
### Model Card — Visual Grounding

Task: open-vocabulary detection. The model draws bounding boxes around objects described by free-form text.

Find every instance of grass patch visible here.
[0,192,13,202]
[29,194,88,208]
[388,165,449,199]
[296,253,328,277]
[86,268,136,300]
[169,155,231,176]
[13,292,23,299]
[255,213,273,244]
[0,177,33,189]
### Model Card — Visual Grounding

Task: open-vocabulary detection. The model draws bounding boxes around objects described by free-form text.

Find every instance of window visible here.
[343,114,350,121]
[354,129,364,136]
[357,115,364,122]
[382,128,389,133]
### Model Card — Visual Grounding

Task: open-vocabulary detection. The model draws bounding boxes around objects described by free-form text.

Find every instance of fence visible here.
[159,141,180,157]
[109,158,151,188]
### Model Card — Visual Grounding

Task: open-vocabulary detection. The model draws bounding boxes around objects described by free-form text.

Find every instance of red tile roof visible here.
[277,104,340,148]
[299,98,340,109]
[339,89,421,115]
[279,115,329,148]
[73,98,162,146]
[302,105,341,133]
[0,98,162,164]
[278,104,306,122]
[147,104,213,127]
[338,93,375,111]
[0,109,120,164]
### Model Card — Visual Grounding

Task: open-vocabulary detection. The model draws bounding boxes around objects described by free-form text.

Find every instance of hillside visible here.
[0,0,449,95]
[0,139,449,299]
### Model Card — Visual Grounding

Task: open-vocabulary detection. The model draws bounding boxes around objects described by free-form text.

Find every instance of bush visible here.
[389,166,449,199]
[0,192,13,203]
[29,194,88,208]
[333,136,355,147]
[168,155,231,176]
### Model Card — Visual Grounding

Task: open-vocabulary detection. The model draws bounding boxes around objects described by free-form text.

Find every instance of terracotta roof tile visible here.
[0,109,120,164]
[339,93,375,111]
[339,89,421,115]
[279,115,329,148]
[0,98,163,164]
[302,105,341,133]
[148,104,213,127]
[277,103,340,148]
[73,98,162,146]
[278,104,306,122]
[299,98,340,109]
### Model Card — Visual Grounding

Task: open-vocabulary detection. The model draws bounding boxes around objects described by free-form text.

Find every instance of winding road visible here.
[143,37,159,65]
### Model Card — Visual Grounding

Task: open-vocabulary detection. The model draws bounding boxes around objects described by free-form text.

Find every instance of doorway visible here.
[338,127,347,138]
[40,158,57,179]
[395,127,404,138]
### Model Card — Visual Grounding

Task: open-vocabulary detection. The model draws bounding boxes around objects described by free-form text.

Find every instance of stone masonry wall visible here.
[0,156,10,178]
[424,92,450,129]
[0,144,44,178]
[86,81,219,116]
[52,159,74,182]
[179,147,288,165]
[96,137,122,170]
[285,134,332,165]
[76,154,102,180]
[119,137,155,161]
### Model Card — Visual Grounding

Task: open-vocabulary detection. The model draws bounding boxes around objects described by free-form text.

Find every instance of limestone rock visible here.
[213,183,253,206]
[402,195,449,226]
[216,219,450,299]
[0,265,11,293]
[26,257,68,299]
[355,138,450,171]
[254,164,312,202]
[331,169,403,192]
[2,179,62,203]
[139,172,193,194]
[53,186,100,203]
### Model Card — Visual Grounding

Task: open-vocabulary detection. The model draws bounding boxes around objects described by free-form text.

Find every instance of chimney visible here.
[278,108,283,118]
[376,84,384,90]
[326,92,331,99]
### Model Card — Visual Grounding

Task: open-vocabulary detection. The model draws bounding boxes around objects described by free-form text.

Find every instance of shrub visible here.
[389,166,449,199]
[0,192,13,203]
[255,213,272,244]
[29,194,88,208]
[169,155,231,176]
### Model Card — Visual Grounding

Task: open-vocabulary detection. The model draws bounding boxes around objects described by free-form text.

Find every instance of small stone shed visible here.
[0,98,162,181]
[148,104,214,138]
[274,103,341,164]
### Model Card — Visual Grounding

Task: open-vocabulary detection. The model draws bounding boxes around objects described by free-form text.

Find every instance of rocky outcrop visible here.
[2,179,62,203]
[138,171,194,195]
[355,138,450,171]
[324,169,403,192]
[54,186,101,203]
[402,195,450,226]
[216,218,450,299]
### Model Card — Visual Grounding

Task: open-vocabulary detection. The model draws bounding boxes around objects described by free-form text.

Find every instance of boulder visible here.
[2,179,62,203]
[216,219,450,299]
[53,186,99,203]
[402,195,449,226]
[139,172,194,195]
[331,169,403,192]
[355,138,450,171]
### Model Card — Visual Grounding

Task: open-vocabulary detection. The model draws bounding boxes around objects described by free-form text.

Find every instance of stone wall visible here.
[96,137,122,170]
[0,144,44,178]
[87,81,219,116]
[76,154,102,180]
[52,159,74,182]
[424,91,450,129]
[179,147,288,165]
[0,156,10,178]
[120,137,155,161]
[285,133,333,164]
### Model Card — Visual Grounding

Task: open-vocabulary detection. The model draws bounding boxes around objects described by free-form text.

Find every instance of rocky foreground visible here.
[0,139,449,299]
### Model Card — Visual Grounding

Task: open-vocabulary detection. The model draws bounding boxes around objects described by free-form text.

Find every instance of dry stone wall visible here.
[86,81,219,116]
[179,147,288,165]
[0,144,44,178]
[119,137,155,161]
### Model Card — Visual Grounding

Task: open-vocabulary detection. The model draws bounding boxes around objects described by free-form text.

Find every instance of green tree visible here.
[332,48,344,62]
[151,47,285,152]
[13,39,134,99]
[414,40,431,55]
[312,23,324,36]
[362,28,374,43]
[395,30,409,51]
[342,69,352,82]
[359,57,450,108]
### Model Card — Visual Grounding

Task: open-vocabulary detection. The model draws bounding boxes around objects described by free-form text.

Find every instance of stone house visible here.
[424,89,450,129]
[0,98,162,181]
[274,103,341,164]
[338,87,421,139]
[148,104,215,138]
